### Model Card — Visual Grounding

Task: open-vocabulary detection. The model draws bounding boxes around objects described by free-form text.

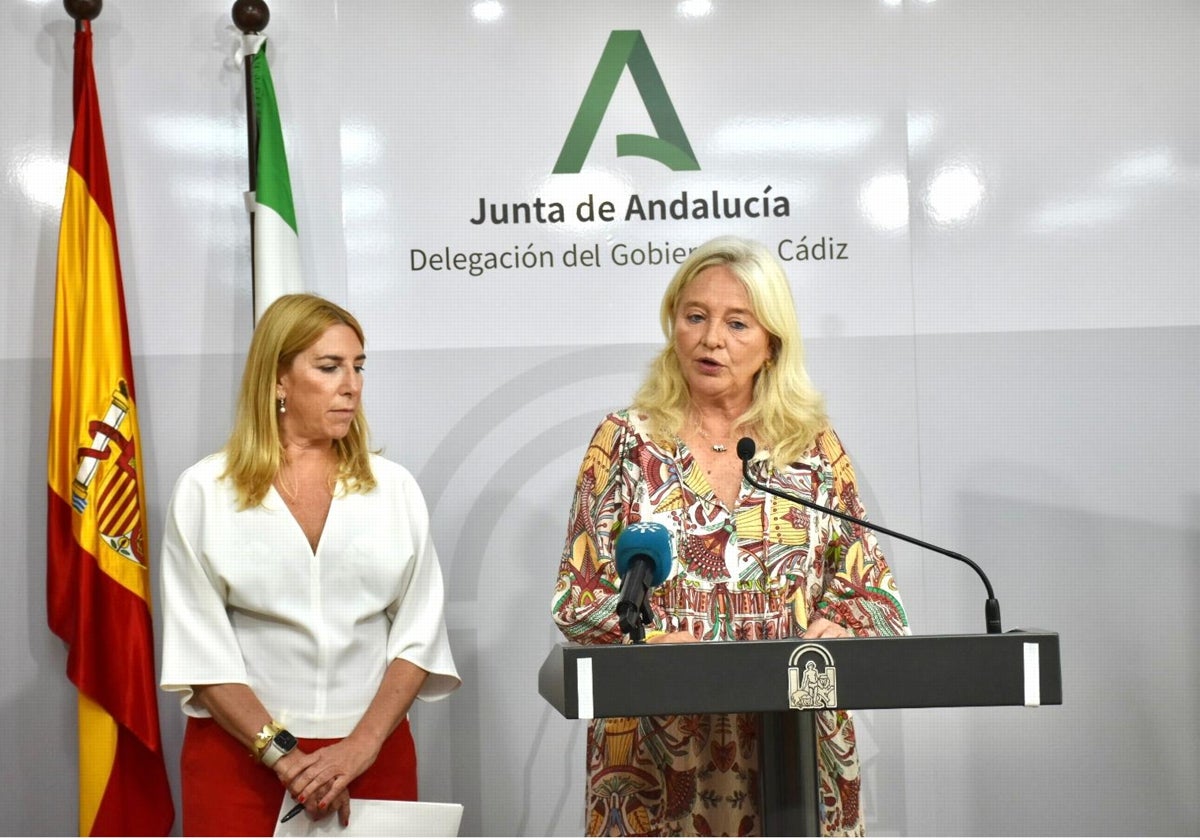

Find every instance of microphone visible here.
[736,437,1002,634]
[614,522,673,643]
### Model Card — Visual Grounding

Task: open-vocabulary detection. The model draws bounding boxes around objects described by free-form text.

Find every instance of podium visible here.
[539,630,1061,835]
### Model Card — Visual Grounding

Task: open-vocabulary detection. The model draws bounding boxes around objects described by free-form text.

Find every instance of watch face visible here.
[272,730,298,752]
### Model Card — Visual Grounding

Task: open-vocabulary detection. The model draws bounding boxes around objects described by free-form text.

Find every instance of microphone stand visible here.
[737,438,1002,634]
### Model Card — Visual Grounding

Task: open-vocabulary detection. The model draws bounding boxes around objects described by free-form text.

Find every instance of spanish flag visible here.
[47,23,174,836]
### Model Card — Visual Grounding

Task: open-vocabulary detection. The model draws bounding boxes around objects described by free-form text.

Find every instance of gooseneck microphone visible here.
[736,437,1002,634]
[614,522,674,643]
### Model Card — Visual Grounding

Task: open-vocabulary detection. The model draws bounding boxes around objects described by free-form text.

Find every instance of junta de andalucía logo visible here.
[553,30,699,174]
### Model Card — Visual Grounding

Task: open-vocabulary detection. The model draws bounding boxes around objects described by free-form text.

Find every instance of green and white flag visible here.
[250,38,302,323]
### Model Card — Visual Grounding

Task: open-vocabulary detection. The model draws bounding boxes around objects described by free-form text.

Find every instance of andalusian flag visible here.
[47,23,174,836]
[250,37,303,322]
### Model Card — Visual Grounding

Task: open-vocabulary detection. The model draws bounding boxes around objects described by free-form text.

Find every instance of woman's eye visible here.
[320,365,338,373]
[354,366,366,374]
[729,320,747,331]
[685,313,704,323]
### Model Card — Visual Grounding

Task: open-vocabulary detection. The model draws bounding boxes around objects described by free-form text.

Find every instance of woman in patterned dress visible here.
[552,236,908,837]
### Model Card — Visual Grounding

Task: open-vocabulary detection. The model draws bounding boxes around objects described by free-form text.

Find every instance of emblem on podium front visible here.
[788,644,837,710]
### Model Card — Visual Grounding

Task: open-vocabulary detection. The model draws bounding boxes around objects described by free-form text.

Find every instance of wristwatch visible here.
[260,728,298,768]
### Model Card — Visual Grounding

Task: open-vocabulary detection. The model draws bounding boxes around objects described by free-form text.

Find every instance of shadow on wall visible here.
[416,345,649,835]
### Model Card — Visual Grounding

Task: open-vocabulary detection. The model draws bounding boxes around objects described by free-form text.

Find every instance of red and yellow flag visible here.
[47,23,174,836]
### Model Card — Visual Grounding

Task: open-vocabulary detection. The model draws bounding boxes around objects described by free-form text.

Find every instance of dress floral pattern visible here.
[552,410,909,836]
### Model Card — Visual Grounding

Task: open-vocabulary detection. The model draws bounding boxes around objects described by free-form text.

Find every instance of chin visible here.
[326,423,354,440]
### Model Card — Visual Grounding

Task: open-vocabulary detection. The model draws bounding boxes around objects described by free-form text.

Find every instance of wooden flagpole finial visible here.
[63,0,102,22]
[232,0,270,34]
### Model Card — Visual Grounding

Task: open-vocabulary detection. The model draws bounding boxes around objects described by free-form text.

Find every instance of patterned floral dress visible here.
[552,410,909,837]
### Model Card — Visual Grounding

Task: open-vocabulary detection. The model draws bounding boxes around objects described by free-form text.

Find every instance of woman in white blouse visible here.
[159,294,459,835]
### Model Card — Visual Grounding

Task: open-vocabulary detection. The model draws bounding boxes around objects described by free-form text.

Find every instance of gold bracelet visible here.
[250,720,284,760]
[643,629,666,641]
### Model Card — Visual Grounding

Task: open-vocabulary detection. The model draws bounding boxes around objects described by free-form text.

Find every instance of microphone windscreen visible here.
[736,437,757,461]
[614,522,673,586]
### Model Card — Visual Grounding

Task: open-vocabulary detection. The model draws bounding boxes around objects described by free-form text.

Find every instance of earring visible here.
[278,397,286,414]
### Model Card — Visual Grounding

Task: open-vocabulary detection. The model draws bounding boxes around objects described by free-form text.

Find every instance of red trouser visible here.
[181,716,418,836]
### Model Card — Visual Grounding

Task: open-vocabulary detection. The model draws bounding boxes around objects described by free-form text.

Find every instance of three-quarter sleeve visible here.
[384,470,461,700]
[808,429,909,638]
[551,414,633,645]
[158,464,250,715]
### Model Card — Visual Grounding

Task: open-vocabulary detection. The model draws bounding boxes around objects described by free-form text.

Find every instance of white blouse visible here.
[159,452,460,738]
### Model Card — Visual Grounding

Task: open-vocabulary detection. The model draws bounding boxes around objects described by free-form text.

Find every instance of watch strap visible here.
[258,734,292,768]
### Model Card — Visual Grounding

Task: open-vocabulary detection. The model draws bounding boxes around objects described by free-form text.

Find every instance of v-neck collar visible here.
[265,484,336,557]
[674,437,743,512]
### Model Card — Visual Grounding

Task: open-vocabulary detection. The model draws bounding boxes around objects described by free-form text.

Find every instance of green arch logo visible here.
[553,30,700,174]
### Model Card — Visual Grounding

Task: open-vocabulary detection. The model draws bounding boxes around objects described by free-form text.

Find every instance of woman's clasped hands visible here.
[274,736,379,827]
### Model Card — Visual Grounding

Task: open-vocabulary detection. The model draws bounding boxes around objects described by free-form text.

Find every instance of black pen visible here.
[280,802,304,823]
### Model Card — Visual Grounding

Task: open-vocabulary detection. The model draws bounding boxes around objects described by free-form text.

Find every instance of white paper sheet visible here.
[273,797,463,837]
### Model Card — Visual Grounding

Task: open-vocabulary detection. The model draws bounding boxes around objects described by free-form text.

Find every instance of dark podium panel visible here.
[539,630,1061,835]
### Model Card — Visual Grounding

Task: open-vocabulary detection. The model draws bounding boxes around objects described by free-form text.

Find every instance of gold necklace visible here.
[276,460,335,503]
[276,467,299,502]
[690,413,729,453]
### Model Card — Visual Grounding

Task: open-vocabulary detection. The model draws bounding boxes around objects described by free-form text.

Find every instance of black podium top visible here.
[539,630,1061,719]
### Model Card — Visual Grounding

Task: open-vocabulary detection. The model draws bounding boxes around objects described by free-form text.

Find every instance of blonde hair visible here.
[222,294,376,508]
[631,235,829,467]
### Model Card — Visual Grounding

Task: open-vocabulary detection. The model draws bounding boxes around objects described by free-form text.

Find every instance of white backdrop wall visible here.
[4,0,1198,835]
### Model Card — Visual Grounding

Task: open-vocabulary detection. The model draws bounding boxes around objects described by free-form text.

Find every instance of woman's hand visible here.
[187,684,353,823]
[274,657,426,826]
[275,738,376,827]
[802,618,854,639]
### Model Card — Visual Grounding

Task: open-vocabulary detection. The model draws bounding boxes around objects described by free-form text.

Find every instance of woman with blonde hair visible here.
[160,294,459,835]
[552,236,908,836]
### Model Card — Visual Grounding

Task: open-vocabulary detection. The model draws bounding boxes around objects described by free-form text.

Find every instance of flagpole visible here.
[232,0,271,317]
[63,1,100,35]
